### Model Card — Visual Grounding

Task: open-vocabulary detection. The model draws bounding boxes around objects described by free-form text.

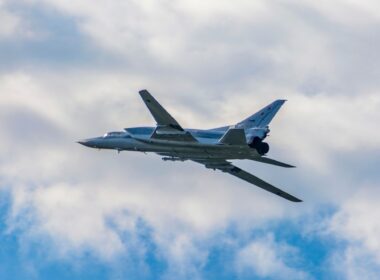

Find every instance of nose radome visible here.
[77,139,91,147]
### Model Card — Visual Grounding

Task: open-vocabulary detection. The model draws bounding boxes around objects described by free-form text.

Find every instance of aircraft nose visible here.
[77,139,95,148]
[77,140,89,147]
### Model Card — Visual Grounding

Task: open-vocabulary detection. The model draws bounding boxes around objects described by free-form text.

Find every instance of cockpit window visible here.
[103,131,125,138]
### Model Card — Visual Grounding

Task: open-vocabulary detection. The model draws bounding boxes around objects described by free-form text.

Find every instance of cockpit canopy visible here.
[103,131,126,138]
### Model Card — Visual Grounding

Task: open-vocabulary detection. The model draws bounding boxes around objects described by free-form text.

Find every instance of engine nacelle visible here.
[248,137,270,155]
[257,142,269,155]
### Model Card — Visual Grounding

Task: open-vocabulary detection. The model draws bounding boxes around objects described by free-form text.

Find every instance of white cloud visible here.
[0,0,39,39]
[0,0,21,37]
[19,0,377,93]
[276,92,380,171]
[329,187,380,257]
[330,246,380,280]
[326,186,380,279]
[235,233,309,279]
[32,184,126,259]
[305,0,380,24]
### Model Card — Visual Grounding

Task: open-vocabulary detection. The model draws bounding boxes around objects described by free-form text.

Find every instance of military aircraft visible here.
[78,90,301,202]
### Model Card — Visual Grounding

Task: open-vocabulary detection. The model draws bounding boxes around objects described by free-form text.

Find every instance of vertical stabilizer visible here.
[236,100,286,129]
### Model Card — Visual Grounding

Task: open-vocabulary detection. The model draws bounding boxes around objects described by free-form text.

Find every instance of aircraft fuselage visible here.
[78,127,261,160]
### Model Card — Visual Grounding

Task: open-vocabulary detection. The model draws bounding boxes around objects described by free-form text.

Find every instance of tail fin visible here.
[236,100,286,129]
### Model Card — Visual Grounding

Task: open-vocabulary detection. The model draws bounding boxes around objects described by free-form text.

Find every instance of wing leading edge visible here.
[139,89,182,129]
[139,89,198,142]
[192,159,302,202]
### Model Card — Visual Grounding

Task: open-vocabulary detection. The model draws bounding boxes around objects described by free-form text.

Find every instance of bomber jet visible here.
[78,90,301,202]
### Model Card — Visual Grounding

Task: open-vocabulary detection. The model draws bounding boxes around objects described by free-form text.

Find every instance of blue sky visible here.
[1,0,380,279]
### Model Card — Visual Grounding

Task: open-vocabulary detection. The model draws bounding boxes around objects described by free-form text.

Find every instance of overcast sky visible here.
[1,0,380,279]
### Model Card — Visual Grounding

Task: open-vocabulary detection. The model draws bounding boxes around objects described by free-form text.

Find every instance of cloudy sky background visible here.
[1,0,380,279]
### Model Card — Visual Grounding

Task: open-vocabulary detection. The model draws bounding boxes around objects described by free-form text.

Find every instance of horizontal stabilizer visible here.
[251,157,295,168]
[218,128,247,145]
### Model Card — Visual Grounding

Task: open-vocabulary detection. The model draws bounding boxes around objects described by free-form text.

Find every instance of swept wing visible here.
[192,159,302,202]
[139,90,197,142]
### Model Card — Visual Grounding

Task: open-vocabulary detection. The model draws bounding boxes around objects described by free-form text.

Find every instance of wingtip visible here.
[287,197,303,203]
[282,193,302,202]
[274,99,287,103]
[282,163,296,168]
[291,195,303,202]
